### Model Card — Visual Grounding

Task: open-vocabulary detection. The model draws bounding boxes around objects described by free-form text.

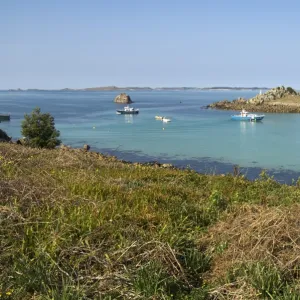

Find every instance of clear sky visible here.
[1,0,300,89]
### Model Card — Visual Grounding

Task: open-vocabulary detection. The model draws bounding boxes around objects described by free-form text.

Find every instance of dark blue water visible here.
[1,90,300,183]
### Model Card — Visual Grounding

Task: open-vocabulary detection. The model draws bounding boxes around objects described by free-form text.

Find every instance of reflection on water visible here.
[240,121,246,134]
[124,115,133,124]
[239,120,257,135]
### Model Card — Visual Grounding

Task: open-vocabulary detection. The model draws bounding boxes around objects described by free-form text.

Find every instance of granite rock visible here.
[114,93,133,104]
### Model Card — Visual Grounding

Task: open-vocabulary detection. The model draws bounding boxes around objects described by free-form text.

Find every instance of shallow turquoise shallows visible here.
[1,90,300,182]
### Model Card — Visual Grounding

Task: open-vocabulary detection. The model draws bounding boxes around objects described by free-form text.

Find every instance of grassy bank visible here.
[1,144,300,299]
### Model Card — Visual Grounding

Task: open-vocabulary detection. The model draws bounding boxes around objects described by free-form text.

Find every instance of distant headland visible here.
[7,86,269,92]
[207,86,300,113]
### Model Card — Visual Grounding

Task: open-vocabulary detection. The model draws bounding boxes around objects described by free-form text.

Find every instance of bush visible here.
[287,87,297,95]
[21,107,61,149]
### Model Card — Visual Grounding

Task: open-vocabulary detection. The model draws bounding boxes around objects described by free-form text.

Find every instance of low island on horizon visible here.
[6,86,270,92]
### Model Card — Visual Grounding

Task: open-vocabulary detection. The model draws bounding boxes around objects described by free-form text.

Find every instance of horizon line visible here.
[1,86,271,91]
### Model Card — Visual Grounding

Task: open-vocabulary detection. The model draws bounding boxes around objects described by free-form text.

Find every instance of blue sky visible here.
[1,0,300,89]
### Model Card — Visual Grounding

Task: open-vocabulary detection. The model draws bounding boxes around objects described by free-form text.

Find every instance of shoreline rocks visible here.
[83,144,90,151]
[207,102,300,113]
[0,129,12,142]
[207,86,300,113]
[114,93,133,104]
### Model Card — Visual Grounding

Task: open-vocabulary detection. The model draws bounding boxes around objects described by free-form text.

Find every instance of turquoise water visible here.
[1,90,300,182]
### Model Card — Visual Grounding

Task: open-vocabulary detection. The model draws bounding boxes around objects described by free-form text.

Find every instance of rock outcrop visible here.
[114,93,133,104]
[207,86,300,113]
[233,97,247,104]
[16,138,26,145]
[60,144,71,151]
[83,144,90,151]
[0,129,11,142]
[248,86,298,105]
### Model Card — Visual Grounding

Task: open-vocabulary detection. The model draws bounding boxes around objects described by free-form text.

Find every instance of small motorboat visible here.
[116,106,139,115]
[0,114,10,121]
[162,117,171,123]
[155,115,171,122]
[231,109,264,122]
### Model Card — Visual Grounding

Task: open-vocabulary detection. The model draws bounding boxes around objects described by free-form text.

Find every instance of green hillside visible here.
[1,144,300,299]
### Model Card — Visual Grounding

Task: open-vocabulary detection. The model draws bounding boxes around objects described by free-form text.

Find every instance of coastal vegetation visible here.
[21,107,61,149]
[207,86,300,113]
[1,143,300,299]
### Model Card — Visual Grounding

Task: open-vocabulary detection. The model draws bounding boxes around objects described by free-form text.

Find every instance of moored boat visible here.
[162,117,171,123]
[231,109,264,122]
[116,106,139,115]
[0,114,10,121]
[155,115,171,122]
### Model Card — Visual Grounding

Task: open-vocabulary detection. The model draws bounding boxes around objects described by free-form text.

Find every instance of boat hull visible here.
[231,115,264,121]
[0,114,10,121]
[162,118,171,122]
[116,110,139,115]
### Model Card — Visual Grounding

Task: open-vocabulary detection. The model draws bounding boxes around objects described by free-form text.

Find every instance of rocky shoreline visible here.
[59,143,175,169]
[207,101,300,113]
[207,86,300,113]
[12,139,176,170]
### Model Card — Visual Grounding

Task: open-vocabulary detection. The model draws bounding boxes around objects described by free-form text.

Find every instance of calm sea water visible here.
[1,90,300,183]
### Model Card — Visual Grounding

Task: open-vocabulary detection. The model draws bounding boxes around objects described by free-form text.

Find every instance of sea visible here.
[1,89,300,184]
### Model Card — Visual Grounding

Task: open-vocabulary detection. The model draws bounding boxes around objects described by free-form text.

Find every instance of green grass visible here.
[1,144,300,299]
[225,262,300,299]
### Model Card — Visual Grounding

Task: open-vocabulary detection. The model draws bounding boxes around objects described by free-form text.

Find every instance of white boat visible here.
[116,106,139,115]
[162,117,171,123]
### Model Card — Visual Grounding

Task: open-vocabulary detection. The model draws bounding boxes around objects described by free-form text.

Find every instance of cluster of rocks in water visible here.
[207,86,300,113]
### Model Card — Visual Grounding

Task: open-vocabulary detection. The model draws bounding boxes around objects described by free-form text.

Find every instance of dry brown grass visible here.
[270,95,300,105]
[207,204,300,278]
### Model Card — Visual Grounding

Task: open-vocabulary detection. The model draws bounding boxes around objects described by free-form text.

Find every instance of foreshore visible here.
[10,140,300,184]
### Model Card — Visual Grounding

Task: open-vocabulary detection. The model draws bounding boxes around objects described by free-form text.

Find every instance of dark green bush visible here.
[21,107,61,148]
[287,87,297,95]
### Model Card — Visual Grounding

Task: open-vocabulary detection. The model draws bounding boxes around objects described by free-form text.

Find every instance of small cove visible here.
[1,89,300,183]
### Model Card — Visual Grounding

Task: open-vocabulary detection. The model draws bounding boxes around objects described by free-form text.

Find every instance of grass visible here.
[1,144,300,299]
[269,95,300,106]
